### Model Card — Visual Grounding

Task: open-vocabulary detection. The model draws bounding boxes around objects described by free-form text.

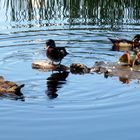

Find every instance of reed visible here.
[1,0,140,25]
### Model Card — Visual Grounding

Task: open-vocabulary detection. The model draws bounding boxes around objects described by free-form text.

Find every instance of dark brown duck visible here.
[45,39,68,64]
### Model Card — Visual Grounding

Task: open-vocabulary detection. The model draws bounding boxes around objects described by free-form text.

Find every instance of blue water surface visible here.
[0,1,140,140]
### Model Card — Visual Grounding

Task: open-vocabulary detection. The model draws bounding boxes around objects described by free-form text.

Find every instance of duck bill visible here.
[44,45,49,50]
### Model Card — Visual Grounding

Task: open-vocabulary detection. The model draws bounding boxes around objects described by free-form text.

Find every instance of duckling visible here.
[109,34,140,51]
[70,63,90,74]
[45,39,68,65]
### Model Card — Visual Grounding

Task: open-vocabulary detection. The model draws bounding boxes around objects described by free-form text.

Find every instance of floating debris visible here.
[32,60,69,71]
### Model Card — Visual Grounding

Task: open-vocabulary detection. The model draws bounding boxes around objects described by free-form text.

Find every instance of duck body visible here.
[109,34,140,51]
[109,38,133,51]
[46,39,68,64]
[47,46,68,63]
[0,76,24,96]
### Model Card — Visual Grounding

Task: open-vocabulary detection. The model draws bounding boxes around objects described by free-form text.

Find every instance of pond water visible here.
[0,0,140,140]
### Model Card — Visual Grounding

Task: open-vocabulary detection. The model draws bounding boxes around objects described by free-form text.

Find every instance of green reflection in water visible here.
[1,0,140,26]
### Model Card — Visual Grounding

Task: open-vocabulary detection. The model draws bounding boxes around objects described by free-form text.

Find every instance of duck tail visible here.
[65,51,69,55]
[15,84,25,96]
[108,38,117,44]
[59,48,69,56]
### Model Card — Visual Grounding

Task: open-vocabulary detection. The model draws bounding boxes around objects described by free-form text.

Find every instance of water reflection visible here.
[0,92,25,101]
[104,71,139,84]
[2,0,140,27]
[46,71,69,99]
[119,77,130,84]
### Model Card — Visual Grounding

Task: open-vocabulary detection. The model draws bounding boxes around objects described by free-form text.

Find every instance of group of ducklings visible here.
[1,35,140,97]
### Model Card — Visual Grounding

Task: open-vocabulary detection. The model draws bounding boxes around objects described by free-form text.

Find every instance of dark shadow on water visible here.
[46,71,69,99]
[104,71,134,84]
[104,73,130,84]
[0,92,25,101]
[119,77,130,84]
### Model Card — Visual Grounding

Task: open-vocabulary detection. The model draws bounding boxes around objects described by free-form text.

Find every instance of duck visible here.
[108,34,140,51]
[0,76,24,96]
[45,39,68,65]
[70,63,90,74]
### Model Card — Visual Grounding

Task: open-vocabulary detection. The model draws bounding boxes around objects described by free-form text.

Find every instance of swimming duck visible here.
[109,34,140,51]
[0,76,24,96]
[45,39,68,65]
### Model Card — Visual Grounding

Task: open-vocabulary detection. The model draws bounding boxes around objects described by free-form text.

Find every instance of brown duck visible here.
[0,76,24,96]
[109,34,140,51]
[45,39,68,64]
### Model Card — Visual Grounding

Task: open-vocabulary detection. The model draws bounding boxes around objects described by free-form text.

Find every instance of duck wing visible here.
[57,47,69,56]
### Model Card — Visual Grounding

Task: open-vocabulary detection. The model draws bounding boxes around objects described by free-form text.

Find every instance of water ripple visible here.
[0,1,140,138]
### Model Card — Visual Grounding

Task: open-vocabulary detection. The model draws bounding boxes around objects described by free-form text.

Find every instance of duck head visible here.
[133,34,140,42]
[132,34,140,49]
[46,39,56,48]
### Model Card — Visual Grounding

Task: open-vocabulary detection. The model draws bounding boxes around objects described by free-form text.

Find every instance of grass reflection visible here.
[2,0,140,26]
